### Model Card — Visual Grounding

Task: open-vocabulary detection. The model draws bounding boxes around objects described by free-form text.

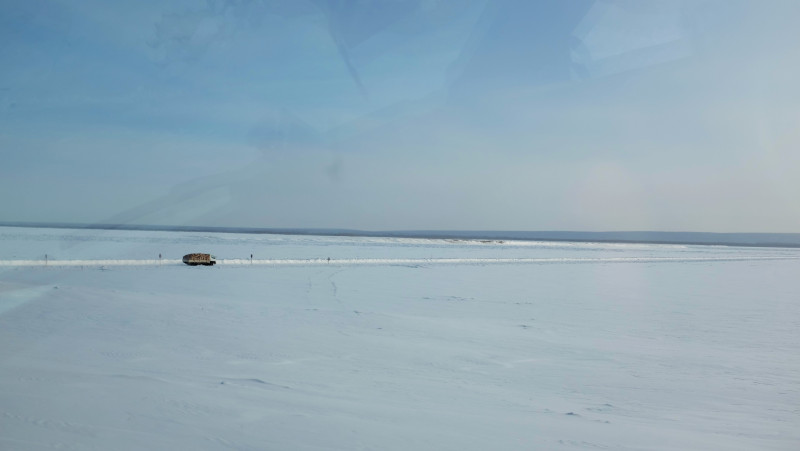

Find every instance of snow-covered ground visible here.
[1,226,799,450]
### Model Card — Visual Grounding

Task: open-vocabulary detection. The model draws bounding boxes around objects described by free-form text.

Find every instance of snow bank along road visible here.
[2,255,800,267]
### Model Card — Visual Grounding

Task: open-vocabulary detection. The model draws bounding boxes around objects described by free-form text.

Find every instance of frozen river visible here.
[1,226,799,450]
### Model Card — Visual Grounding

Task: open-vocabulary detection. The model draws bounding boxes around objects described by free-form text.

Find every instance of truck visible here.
[182,253,217,266]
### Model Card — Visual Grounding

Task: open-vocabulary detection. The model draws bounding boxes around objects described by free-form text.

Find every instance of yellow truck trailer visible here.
[182,253,216,266]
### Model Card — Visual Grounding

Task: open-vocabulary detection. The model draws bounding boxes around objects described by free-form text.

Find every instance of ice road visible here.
[1,226,799,450]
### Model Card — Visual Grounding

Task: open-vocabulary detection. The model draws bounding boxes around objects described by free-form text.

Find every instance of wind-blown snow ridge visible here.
[2,256,799,267]
[0,259,181,267]
[220,256,800,266]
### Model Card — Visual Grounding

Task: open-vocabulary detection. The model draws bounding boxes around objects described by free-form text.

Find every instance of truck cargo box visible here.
[182,253,216,266]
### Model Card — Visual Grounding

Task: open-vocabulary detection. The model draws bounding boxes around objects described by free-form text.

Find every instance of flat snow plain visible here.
[1,226,799,450]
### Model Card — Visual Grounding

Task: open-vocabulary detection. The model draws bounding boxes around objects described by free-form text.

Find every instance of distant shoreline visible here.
[2,221,800,249]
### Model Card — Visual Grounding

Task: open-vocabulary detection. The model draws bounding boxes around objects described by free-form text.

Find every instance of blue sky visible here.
[2,0,799,232]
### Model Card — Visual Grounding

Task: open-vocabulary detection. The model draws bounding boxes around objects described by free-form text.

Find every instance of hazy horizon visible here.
[6,219,800,234]
[5,221,800,249]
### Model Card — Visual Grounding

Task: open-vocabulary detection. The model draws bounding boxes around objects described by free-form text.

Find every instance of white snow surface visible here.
[1,226,799,450]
